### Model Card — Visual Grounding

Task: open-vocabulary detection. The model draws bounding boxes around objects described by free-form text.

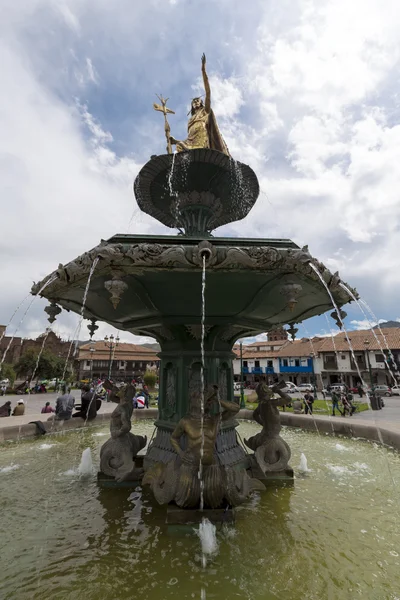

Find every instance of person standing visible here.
[357,384,364,398]
[346,391,356,416]
[331,391,343,416]
[142,384,150,408]
[1,384,7,396]
[303,392,314,415]
[54,386,75,421]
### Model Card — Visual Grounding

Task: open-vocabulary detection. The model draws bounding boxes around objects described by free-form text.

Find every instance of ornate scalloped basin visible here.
[31,235,356,343]
[1,422,399,600]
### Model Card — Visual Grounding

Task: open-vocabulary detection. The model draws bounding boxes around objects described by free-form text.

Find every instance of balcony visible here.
[265,366,275,374]
[279,359,313,373]
[242,367,249,374]
[251,367,263,374]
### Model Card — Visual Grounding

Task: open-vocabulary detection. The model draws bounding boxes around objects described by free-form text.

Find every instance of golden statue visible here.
[169,54,230,156]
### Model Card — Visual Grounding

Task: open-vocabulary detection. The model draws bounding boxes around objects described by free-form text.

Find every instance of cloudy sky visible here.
[1,0,400,345]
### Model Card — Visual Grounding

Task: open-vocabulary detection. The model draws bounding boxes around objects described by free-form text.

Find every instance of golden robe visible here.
[177,108,229,156]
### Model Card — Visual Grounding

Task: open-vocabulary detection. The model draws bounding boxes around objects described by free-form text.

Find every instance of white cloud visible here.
[350,319,387,330]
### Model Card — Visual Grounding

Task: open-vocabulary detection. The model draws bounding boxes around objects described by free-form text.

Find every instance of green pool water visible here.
[0,422,399,600]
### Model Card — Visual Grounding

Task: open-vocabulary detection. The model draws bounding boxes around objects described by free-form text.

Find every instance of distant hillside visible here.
[373,320,400,329]
[141,342,161,352]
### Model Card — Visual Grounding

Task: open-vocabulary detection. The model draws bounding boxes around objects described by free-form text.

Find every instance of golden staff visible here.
[153,94,175,154]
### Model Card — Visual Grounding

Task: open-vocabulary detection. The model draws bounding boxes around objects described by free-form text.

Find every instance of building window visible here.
[267,360,273,367]
[375,354,384,363]
[282,359,288,367]
[295,359,300,367]
[255,360,260,367]
[341,354,346,360]
[243,361,248,367]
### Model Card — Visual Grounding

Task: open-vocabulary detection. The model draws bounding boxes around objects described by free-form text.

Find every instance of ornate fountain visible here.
[31,55,356,512]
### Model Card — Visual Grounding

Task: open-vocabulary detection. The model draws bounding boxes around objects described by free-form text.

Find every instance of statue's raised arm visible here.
[201,53,211,114]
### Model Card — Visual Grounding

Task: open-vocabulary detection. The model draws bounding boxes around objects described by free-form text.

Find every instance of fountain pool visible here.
[1,422,399,600]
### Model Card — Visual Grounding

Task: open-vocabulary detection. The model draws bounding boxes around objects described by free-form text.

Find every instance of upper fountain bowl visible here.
[134,149,259,236]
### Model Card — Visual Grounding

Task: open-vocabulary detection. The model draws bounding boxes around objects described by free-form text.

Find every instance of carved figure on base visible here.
[244,381,292,473]
[144,385,264,508]
[100,383,147,482]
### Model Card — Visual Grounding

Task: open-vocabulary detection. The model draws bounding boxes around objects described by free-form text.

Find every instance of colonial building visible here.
[232,327,400,389]
[232,339,288,383]
[275,337,324,387]
[0,326,71,367]
[315,328,400,388]
[77,341,160,381]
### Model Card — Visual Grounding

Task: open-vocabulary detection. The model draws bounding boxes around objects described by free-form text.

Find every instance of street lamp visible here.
[89,343,95,382]
[104,333,120,380]
[239,341,245,409]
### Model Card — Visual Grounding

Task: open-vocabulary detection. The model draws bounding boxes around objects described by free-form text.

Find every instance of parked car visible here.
[367,385,392,397]
[390,385,400,396]
[297,383,313,393]
[283,382,300,393]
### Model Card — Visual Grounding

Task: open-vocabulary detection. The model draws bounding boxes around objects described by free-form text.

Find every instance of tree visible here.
[143,370,157,390]
[15,348,65,381]
[0,363,16,386]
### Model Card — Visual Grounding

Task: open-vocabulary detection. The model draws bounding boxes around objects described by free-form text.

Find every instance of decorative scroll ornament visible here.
[88,318,99,339]
[287,323,298,341]
[104,273,128,309]
[330,309,347,329]
[280,282,302,312]
[44,302,61,324]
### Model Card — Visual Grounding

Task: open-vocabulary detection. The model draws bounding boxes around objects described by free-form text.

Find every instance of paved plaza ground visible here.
[1,391,400,444]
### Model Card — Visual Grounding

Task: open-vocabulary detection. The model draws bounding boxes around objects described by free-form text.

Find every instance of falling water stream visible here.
[339,282,398,385]
[0,276,57,367]
[301,323,335,433]
[309,263,395,485]
[61,257,99,383]
[198,255,207,513]
[360,299,399,373]
[25,328,53,403]
[323,312,343,385]
[0,293,31,345]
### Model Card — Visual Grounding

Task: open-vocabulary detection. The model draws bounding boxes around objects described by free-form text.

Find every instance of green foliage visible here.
[0,363,16,385]
[143,370,158,389]
[15,348,65,381]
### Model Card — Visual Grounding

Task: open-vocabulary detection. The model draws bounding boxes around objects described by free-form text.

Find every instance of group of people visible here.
[291,388,357,417]
[49,384,103,421]
[292,393,315,415]
[0,383,104,421]
[0,399,26,417]
[330,389,357,417]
